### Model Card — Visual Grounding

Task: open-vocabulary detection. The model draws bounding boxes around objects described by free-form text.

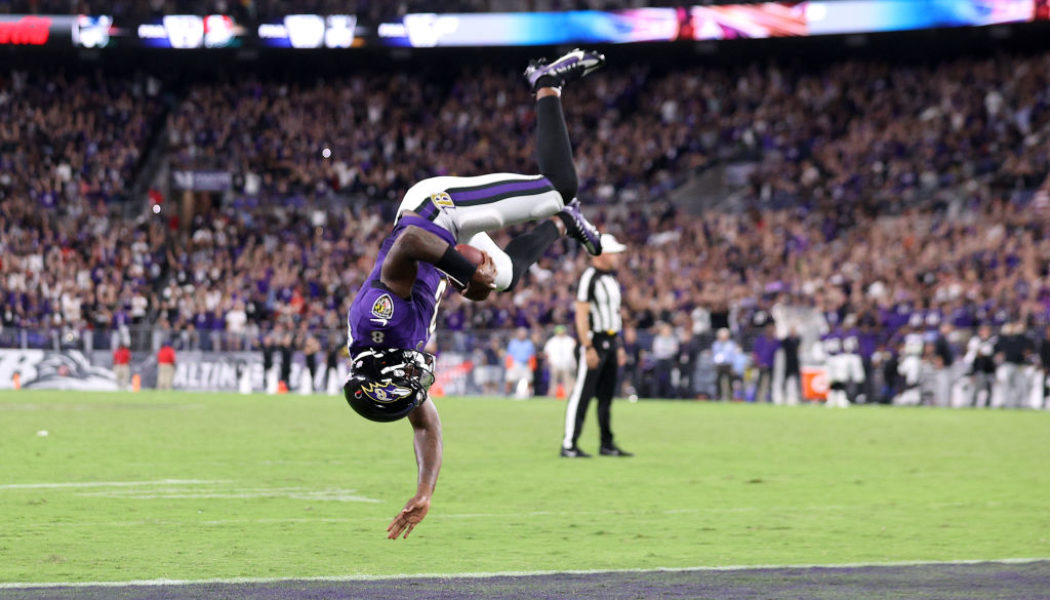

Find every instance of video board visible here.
[1,2,1046,50]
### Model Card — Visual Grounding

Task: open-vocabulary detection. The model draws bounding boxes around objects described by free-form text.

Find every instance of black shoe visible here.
[560,446,592,458]
[524,48,606,92]
[599,445,633,457]
[557,199,602,255]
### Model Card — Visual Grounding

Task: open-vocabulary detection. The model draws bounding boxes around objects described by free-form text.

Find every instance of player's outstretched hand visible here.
[463,252,496,302]
[387,494,431,540]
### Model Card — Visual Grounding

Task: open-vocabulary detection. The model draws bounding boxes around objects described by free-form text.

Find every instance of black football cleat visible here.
[525,48,606,92]
[557,199,602,255]
[599,445,633,457]
[560,446,592,458]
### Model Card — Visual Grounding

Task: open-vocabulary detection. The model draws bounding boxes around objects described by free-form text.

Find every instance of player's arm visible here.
[381,225,495,298]
[387,399,442,540]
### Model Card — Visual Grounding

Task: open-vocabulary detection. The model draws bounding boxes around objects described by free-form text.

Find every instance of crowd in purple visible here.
[2,51,1050,395]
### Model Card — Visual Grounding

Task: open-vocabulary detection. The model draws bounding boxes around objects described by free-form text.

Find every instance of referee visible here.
[561,233,633,458]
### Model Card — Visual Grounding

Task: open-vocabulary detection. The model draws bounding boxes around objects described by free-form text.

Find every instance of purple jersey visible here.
[347,216,451,356]
[821,329,843,356]
[751,334,778,369]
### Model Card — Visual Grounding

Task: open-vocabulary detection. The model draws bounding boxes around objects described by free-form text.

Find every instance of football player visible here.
[342,50,606,540]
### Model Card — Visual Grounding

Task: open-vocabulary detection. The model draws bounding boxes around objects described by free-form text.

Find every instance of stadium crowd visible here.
[2,49,1050,405]
[164,66,705,205]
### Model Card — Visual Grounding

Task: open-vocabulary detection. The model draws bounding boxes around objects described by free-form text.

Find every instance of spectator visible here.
[651,322,679,399]
[891,323,924,406]
[711,328,740,401]
[676,327,698,399]
[751,324,778,403]
[113,344,131,390]
[531,330,549,398]
[994,322,1033,409]
[301,328,321,394]
[875,346,900,405]
[157,342,176,390]
[325,344,343,395]
[966,325,998,407]
[1038,325,1050,409]
[543,325,577,399]
[773,329,802,406]
[505,327,535,397]
[225,301,248,350]
[620,324,642,400]
[474,337,504,396]
[262,333,277,394]
[278,330,293,392]
[932,323,956,407]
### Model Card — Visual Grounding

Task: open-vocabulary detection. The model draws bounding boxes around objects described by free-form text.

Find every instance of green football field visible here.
[1,390,1047,585]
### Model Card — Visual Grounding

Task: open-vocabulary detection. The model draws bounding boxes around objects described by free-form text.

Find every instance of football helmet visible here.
[343,349,436,422]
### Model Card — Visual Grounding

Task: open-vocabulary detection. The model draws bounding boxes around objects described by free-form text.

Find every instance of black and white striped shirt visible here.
[577,267,622,335]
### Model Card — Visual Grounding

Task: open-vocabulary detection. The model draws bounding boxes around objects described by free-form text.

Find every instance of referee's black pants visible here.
[562,334,619,450]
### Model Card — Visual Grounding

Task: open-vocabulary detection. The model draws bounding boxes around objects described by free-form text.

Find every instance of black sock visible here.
[535,96,578,202]
[504,220,561,291]
[535,75,560,90]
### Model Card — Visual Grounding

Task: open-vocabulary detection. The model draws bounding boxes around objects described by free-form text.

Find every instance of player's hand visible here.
[387,494,430,540]
[618,347,628,367]
[463,252,496,301]
[585,346,599,369]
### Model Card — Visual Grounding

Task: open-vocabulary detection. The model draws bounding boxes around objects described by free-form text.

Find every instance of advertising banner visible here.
[801,366,829,401]
[115,350,345,394]
[134,15,245,48]
[0,15,75,47]
[257,14,358,48]
[5,2,1047,51]
[0,349,118,390]
[0,349,350,394]
[384,0,1045,46]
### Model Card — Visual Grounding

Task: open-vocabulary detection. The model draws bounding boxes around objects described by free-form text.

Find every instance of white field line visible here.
[73,486,354,495]
[0,480,228,490]
[3,500,1028,530]
[1,558,1047,589]
[1,479,1011,516]
[72,487,381,503]
[76,492,381,503]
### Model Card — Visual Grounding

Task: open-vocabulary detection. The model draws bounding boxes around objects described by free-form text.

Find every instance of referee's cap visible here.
[599,233,627,254]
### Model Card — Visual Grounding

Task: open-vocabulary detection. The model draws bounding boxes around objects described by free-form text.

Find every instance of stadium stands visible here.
[2,48,1049,403]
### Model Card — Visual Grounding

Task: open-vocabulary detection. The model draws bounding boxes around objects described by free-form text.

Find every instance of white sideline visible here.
[0,480,227,490]
[7,500,1030,530]
[1,558,1047,589]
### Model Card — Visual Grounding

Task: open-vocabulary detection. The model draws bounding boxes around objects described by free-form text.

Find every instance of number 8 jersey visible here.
[347,216,449,357]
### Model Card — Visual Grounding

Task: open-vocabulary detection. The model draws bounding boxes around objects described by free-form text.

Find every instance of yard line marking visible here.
[75,491,381,503]
[7,500,1027,529]
[0,479,228,490]
[73,487,381,503]
[0,558,1047,589]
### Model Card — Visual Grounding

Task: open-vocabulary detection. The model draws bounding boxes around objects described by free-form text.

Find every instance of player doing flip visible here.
[341,49,607,539]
